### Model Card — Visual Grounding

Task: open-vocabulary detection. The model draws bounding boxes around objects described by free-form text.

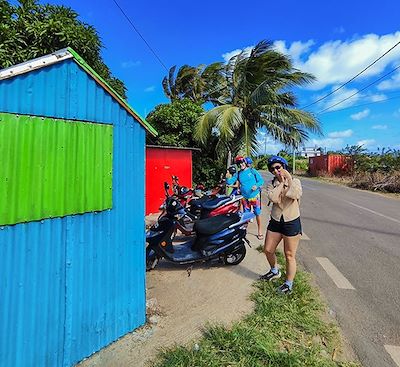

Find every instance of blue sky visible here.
[36,0,400,153]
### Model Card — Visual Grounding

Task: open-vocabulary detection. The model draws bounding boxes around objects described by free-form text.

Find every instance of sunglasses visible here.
[270,165,282,172]
[236,160,246,165]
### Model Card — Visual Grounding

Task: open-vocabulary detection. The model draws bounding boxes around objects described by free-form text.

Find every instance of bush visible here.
[350,171,400,193]
[255,154,308,173]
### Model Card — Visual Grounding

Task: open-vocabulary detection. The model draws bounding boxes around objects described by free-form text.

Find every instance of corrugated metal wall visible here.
[0,60,146,367]
[308,155,328,175]
[145,147,193,214]
[309,154,353,175]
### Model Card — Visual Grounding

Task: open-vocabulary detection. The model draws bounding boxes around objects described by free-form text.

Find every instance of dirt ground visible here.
[78,217,268,367]
[77,205,357,367]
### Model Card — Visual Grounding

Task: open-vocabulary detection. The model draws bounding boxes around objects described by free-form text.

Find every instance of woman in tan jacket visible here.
[260,156,302,294]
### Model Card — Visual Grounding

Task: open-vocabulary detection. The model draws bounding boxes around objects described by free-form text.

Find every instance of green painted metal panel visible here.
[0,113,113,226]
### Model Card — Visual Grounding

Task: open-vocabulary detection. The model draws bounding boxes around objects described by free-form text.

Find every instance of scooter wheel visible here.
[224,244,246,265]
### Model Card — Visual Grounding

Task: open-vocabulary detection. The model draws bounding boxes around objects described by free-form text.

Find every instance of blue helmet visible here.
[267,155,288,170]
[245,157,253,165]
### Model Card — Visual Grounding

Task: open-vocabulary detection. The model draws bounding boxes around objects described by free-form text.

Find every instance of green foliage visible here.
[342,145,400,173]
[295,158,309,172]
[255,153,308,173]
[195,40,322,158]
[146,99,225,187]
[0,0,127,98]
[162,62,226,105]
[153,264,360,367]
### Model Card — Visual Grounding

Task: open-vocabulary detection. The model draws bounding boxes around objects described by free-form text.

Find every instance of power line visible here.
[318,64,400,113]
[317,93,400,115]
[112,0,169,72]
[302,40,400,109]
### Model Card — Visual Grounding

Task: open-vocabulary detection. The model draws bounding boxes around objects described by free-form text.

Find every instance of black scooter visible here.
[146,197,254,270]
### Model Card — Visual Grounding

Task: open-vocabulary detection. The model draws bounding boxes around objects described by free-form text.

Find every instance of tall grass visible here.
[152,255,359,367]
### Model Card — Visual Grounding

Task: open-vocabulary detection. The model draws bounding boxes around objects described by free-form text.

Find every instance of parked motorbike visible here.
[146,197,254,270]
[159,181,243,236]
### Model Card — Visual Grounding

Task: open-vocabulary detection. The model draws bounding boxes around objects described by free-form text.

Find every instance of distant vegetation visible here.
[255,151,309,173]
[311,145,400,194]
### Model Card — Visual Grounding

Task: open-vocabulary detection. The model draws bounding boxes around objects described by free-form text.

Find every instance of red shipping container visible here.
[146,146,193,215]
[309,154,353,176]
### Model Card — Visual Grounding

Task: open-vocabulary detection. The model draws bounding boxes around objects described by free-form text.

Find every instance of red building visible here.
[145,146,194,215]
[309,154,353,176]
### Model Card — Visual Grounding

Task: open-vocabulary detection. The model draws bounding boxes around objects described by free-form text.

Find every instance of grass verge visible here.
[151,254,360,367]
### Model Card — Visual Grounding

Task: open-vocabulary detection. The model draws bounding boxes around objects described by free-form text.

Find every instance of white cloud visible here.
[222,46,253,62]
[357,139,375,147]
[274,40,315,64]
[350,109,370,120]
[121,60,141,69]
[320,86,361,111]
[368,93,387,102]
[276,32,400,90]
[144,86,155,92]
[310,138,344,150]
[377,71,400,91]
[328,129,353,138]
[221,32,400,112]
[256,133,284,154]
[372,124,388,129]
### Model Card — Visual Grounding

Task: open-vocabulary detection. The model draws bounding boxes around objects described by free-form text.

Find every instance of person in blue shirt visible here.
[235,156,264,239]
[225,165,238,196]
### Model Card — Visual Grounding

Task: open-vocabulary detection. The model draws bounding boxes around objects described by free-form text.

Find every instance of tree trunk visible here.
[227,150,232,168]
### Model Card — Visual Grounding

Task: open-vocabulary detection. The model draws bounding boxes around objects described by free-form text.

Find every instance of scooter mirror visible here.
[164,182,170,190]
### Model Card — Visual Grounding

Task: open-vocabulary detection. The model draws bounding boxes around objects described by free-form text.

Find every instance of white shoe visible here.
[250,218,254,223]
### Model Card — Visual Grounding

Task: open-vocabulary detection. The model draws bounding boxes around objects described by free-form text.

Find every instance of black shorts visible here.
[267,216,302,237]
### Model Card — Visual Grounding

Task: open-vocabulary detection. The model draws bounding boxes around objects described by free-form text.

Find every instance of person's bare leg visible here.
[256,214,262,237]
[283,234,300,281]
[264,230,283,269]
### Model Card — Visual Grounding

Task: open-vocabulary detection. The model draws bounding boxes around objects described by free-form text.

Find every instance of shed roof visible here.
[0,48,157,136]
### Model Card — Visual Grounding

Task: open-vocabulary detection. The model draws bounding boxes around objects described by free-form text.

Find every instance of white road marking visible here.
[316,257,355,290]
[301,232,310,240]
[384,345,400,366]
[348,201,400,225]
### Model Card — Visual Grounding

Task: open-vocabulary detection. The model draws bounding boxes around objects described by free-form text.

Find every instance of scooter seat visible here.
[201,196,231,210]
[194,213,240,235]
[189,196,209,208]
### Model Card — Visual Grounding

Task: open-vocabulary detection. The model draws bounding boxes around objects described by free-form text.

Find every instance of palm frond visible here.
[194,105,232,144]
[215,106,243,141]
[168,65,177,98]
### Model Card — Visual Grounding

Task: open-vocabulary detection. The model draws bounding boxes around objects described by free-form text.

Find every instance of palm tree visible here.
[162,63,226,105]
[195,40,321,157]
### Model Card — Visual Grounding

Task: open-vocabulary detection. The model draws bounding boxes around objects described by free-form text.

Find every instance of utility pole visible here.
[264,135,267,155]
[292,146,296,174]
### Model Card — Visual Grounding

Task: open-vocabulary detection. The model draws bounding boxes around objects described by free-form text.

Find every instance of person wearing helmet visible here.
[225,165,238,196]
[260,155,303,295]
[236,156,264,239]
[245,157,253,166]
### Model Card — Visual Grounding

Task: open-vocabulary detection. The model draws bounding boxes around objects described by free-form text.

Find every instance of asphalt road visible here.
[264,174,400,367]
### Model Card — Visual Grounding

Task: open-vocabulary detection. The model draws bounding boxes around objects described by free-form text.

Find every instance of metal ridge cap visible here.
[0,49,73,80]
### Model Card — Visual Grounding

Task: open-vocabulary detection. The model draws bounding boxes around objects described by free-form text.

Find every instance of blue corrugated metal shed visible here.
[0,49,155,367]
